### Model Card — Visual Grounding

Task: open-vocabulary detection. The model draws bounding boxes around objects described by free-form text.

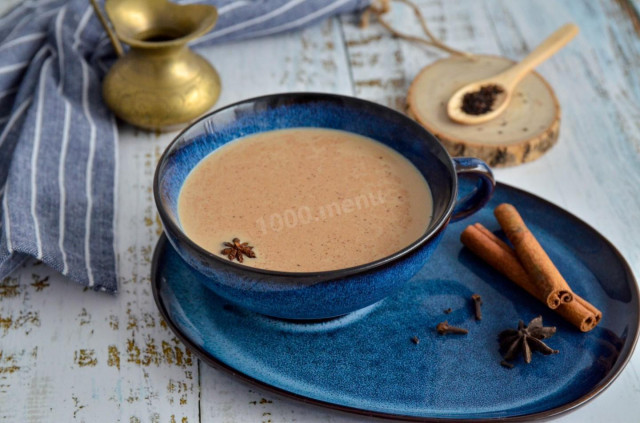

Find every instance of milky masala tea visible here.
[178,128,433,272]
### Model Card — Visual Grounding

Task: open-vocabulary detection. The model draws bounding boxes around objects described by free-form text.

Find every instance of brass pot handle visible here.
[89,0,124,57]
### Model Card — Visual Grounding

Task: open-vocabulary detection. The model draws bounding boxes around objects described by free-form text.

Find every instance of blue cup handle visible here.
[451,157,495,222]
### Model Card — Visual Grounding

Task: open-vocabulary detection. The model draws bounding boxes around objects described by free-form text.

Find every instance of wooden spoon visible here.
[447,23,578,125]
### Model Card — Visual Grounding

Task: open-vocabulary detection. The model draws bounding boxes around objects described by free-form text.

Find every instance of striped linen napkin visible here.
[0,0,370,293]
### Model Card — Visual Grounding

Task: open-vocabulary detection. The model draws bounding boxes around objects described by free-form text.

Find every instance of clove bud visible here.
[471,294,483,320]
[436,321,468,335]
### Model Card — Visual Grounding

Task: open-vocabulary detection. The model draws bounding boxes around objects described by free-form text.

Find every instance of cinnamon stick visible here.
[460,224,539,298]
[494,203,573,309]
[460,223,601,332]
[555,296,602,332]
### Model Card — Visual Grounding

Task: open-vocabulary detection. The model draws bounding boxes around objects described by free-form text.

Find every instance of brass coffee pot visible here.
[92,0,221,131]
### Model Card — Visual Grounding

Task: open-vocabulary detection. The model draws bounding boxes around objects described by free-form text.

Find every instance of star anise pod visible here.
[498,316,558,364]
[220,238,256,263]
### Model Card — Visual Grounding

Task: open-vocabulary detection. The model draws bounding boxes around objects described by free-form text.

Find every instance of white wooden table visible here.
[2,1,640,421]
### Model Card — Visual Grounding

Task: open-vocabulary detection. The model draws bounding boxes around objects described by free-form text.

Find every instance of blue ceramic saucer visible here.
[151,182,639,421]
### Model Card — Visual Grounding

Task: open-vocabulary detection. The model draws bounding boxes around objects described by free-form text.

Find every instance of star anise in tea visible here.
[221,238,256,263]
[498,316,558,364]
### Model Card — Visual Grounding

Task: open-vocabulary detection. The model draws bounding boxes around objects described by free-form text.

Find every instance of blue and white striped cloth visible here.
[0,0,370,293]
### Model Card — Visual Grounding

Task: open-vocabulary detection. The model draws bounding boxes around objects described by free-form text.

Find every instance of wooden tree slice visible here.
[407,55,560,167]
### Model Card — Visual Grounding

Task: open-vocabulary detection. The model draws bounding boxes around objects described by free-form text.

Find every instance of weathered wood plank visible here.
[623,0,640,32]
[2,4,196,423]
[0,12,358,422]
[205,16,354,103]
[340,1,640,422]
[0,4,356,422]
[342,0,640,285]
[1,133,201,422]
[1,1,639,422]
[479,0,640,274]
[340,0,503,110]
[479,2,640,422]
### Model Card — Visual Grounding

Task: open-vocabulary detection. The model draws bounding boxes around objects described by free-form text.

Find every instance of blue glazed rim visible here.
[153,92,459,279]
[151,181,640,422]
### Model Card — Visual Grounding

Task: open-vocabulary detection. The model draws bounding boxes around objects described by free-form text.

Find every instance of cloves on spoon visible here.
[447,23,578,125]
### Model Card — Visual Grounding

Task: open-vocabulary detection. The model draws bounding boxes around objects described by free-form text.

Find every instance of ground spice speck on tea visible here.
[461,84,504,115]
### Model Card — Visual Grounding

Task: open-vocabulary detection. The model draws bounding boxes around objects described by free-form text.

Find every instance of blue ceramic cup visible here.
[154,93,494,319]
